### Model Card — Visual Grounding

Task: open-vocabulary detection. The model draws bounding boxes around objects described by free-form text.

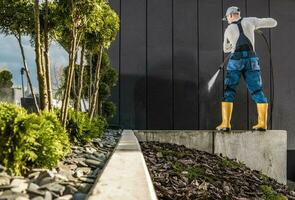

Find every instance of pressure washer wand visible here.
[207,54,231,92]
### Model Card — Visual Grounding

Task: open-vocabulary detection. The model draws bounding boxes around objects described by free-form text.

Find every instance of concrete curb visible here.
[87,130,158,200]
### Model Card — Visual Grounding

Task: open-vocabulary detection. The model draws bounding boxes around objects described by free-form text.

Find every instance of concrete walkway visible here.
[87,130,158,200]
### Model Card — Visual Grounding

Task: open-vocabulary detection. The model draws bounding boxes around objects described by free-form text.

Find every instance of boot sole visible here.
[252,128,266,132]
[216,128,231,132]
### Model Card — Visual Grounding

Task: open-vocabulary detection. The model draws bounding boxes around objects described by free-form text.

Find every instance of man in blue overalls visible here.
[216,6,277,131]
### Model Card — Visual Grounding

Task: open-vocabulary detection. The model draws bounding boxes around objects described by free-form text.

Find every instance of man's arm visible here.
[249,17,278,29]
[223,29,232,53]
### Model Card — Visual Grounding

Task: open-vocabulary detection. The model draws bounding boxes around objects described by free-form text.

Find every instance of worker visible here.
[216,6,277,131]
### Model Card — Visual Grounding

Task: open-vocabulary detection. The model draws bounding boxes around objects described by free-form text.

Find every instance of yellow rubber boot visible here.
[216,102,233,131]
[252,103,268,131]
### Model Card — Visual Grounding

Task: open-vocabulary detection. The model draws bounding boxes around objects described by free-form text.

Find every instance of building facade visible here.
[107,0,295,180]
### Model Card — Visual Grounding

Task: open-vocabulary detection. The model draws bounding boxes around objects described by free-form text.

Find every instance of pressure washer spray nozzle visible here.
[207,54,231,93]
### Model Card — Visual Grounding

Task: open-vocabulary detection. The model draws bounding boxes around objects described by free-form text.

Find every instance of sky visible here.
[0,34,68,90]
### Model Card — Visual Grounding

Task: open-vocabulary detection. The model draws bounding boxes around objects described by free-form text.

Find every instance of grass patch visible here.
[259,185,287,200]
[161,149,190,158]
[172,161,214,183]
[187,166,206,180]
[221,157,244,169]
[172,161,186,173]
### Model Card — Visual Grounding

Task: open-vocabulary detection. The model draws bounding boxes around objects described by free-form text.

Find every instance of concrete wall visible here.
[135,130,213,153]
[135,130,287,184]
[214,131,287,184]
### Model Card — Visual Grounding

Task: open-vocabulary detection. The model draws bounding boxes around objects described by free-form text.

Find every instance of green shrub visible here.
[16,111,71,169]
[66,109,107,144]
[0,103,31,174]
[0,103,70,175]
[99,52,118,119]
[102,101,116,119]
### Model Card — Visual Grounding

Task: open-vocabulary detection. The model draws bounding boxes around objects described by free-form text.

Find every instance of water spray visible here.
[207,54,230,92]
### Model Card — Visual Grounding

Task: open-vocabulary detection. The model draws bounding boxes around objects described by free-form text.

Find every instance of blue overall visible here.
[223,19,268,103]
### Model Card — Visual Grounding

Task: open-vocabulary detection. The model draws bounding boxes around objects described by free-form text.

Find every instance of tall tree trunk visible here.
[16,34,40,113]
[88,53,93,109]
[89,45,103,120]
[75,44,85,111]
[60,27,78,126]
[72,50,79,102]
[34,0,48,110]
[44,0,52,110]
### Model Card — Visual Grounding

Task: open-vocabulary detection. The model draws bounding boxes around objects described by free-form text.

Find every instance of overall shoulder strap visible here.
[232,18,244,34]
[232,18,254,53]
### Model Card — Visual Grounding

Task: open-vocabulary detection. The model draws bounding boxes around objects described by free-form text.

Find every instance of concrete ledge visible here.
[87,130,158,200]
[214,130,287,184]
[134,130,213,153]
[135,130,287,184]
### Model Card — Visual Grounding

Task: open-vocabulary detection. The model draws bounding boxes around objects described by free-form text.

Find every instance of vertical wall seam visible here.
[245,0,250,130]
[197,0,200,130]
[221,0,224,105]
[172,0,175,130]
[268,0,273,129]
[145,0,148,129]
[119,0,122,127]
[221,0,225,132]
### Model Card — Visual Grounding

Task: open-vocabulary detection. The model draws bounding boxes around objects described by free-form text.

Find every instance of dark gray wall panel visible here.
[288,150,295,181]
[107,0,295,180]
[199,0,223,130]
[108,0,120,126]
[120,0,146,129]
[270,0,295,149]
[108,0,295,150]
[147,0,173,129]
[173,0,198,129]
[247,0,271,130]
[223,0,248,130]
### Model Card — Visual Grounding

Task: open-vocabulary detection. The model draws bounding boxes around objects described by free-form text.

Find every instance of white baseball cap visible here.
[222,6,240,21]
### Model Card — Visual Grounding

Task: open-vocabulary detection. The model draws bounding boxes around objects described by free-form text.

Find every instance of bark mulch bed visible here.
[141,142,294,200]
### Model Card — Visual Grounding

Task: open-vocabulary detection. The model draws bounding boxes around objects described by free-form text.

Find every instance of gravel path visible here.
[0,129,122,200]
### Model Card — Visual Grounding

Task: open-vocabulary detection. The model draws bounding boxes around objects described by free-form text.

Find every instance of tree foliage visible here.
[0,0,34,37]
[0,0,120,124]
[0,0,40,112]
[0,0,120,175]
[87,0,119,119]
[54,0,119,124]
[0,70,13,88]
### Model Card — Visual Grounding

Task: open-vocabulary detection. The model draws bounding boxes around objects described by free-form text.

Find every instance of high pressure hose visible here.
[255,29,274,129]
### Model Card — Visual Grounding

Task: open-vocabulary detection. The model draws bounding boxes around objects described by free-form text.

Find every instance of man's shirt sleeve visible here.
[223,28,232,53]
[249,17,278,29]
